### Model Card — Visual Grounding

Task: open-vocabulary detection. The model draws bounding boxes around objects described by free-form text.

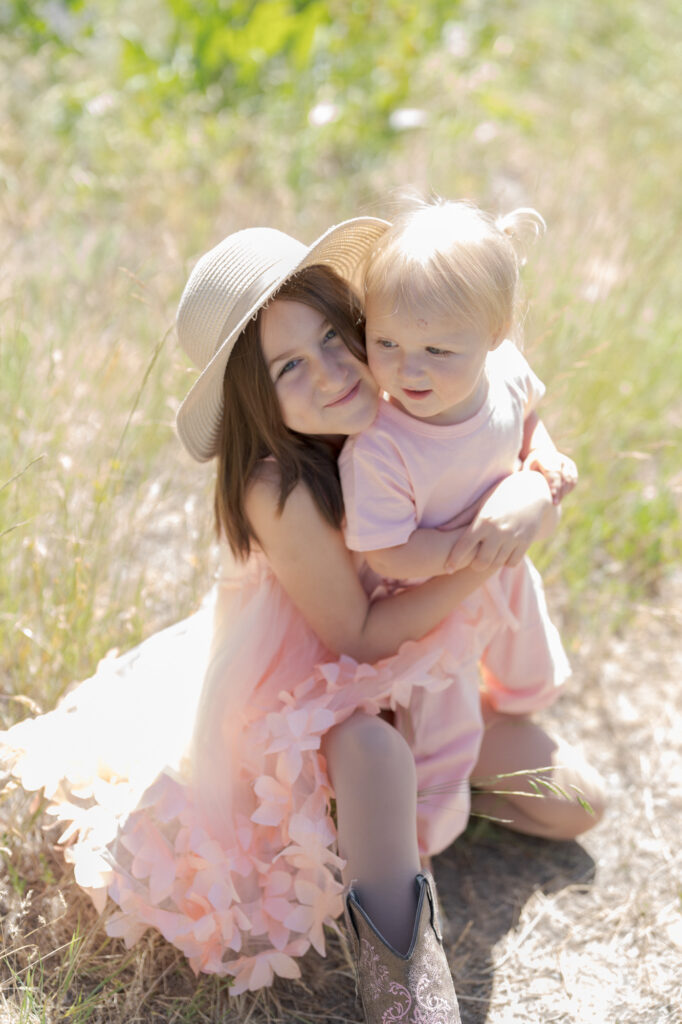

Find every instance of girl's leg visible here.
[470,693,606,840]
[322,711,421,953]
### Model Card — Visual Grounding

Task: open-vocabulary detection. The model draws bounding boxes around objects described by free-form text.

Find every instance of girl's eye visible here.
[278,358,302,378]
[323,327,338,343]
[377,338,396,349]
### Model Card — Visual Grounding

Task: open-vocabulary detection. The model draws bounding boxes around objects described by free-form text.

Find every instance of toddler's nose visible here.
[400,354,425,383]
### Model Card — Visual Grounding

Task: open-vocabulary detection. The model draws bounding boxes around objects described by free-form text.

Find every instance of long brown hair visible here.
[214,264,366,558]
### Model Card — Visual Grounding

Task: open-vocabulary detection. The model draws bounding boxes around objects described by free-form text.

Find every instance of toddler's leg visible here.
[322,711,421,953]
[470,694,606,840]
[479,560,571,715]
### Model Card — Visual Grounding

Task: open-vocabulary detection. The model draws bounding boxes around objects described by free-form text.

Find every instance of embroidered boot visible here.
[344,871,462,1024]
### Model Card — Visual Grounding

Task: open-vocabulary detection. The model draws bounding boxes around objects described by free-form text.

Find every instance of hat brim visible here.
[176,217,389,462]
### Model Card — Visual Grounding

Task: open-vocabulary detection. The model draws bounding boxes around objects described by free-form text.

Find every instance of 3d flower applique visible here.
[264,705,335,786]
[118,816,177,904]
[251,773,293,828]
[136,771,188,824]
[283,870,344,956]
[218,903,253,952]
[106,903,150,947]
[230,814,261,877]
[281,674,322,708]
[185,833,243,908]
[279,803,343,873]
[249,868,296,951]
[61,841,113,912]
[224,937,310,994]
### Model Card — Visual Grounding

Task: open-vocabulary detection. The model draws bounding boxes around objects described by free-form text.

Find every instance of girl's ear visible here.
[490,320,511,350]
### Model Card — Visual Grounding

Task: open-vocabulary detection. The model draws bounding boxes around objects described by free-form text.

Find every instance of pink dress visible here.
[1,541,489,992]
[339,341,571,854]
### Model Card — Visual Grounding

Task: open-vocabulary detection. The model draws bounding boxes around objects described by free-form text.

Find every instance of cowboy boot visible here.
[344,871,462,1024]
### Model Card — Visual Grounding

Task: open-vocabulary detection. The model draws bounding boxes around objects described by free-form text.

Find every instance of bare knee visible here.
[323,712,415,788]
[558,766,607,838]
[533,763,608,840]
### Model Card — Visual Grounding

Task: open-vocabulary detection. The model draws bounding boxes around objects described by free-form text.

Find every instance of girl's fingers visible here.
[468,536,504,571]
[505,547,524,567]
[445,529,482,572]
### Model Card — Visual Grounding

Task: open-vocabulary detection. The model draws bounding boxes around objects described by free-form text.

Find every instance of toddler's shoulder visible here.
[493,339,533,377]
[492,340,545,404]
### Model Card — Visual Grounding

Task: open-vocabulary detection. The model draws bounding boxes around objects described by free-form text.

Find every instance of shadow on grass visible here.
[434,821,597,1024]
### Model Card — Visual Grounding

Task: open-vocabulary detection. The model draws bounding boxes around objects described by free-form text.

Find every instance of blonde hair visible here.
[363,196,545,339]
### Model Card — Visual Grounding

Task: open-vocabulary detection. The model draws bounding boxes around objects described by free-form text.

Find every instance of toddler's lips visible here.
[325,381,360,407]
[402,387,432,400]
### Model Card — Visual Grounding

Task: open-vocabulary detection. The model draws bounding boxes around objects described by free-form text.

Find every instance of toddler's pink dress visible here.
[339,341,571,855]
[1,537,491,992]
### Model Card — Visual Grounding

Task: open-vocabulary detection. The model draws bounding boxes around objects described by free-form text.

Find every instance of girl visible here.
[1,218,602,1023]
[340,197,590,860]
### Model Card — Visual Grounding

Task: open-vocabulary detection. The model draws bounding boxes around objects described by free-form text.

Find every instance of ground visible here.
[1,575,680,1023]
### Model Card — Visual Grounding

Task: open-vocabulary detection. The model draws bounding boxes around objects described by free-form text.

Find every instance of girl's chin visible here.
[338,395,379,435]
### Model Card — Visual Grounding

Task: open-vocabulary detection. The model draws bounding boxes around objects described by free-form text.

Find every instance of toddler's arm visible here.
[521,411,578,505]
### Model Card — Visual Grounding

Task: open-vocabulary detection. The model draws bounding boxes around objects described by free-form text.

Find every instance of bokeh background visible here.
[1,2,681,1021]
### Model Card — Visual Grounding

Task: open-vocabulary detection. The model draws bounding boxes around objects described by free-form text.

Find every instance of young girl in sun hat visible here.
[1,214,603,1022]
[339,195,593,860]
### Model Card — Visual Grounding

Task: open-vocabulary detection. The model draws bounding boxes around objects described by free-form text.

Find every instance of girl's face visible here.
[260,297,378,437]
[364,294,501,426]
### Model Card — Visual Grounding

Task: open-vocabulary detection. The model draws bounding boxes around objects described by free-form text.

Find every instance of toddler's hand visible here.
[523,448,578,505]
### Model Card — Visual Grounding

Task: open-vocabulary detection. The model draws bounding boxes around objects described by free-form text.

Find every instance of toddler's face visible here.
[364,295,499,426]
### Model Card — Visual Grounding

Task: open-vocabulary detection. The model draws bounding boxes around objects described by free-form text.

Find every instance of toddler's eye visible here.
[377,338,397,349]
[426,346,451,356]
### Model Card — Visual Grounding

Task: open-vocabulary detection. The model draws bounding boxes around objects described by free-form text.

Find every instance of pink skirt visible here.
[1,549,567,992]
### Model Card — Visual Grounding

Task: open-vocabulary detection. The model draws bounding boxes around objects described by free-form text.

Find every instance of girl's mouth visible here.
[326,381,360,407]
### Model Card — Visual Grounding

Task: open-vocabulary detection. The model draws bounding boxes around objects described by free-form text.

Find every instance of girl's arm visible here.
[363,529,463,581]
[443,469,560,573]
[245,471,493,664]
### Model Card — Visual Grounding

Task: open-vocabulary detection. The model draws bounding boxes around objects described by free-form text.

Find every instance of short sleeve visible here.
[497,341,546,415]
[339,433,418,551]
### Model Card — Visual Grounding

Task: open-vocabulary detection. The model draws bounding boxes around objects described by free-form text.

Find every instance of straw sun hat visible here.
[176,217,390,462]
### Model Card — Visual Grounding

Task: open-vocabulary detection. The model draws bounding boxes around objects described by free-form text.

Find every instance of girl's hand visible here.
[444,471,555,573]
[523,448,578,505]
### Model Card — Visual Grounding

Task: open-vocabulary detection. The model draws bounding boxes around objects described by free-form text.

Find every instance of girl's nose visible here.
[314,349,348,391]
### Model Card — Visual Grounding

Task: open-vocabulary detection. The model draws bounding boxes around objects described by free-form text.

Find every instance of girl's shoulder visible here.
[245,461,324,537]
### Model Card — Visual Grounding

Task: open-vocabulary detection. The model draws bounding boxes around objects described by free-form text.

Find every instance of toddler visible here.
[339,198,577,853]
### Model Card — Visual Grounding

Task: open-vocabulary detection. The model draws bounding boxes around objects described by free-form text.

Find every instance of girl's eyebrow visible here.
[268,349,297,370]
[267,316,331,370]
